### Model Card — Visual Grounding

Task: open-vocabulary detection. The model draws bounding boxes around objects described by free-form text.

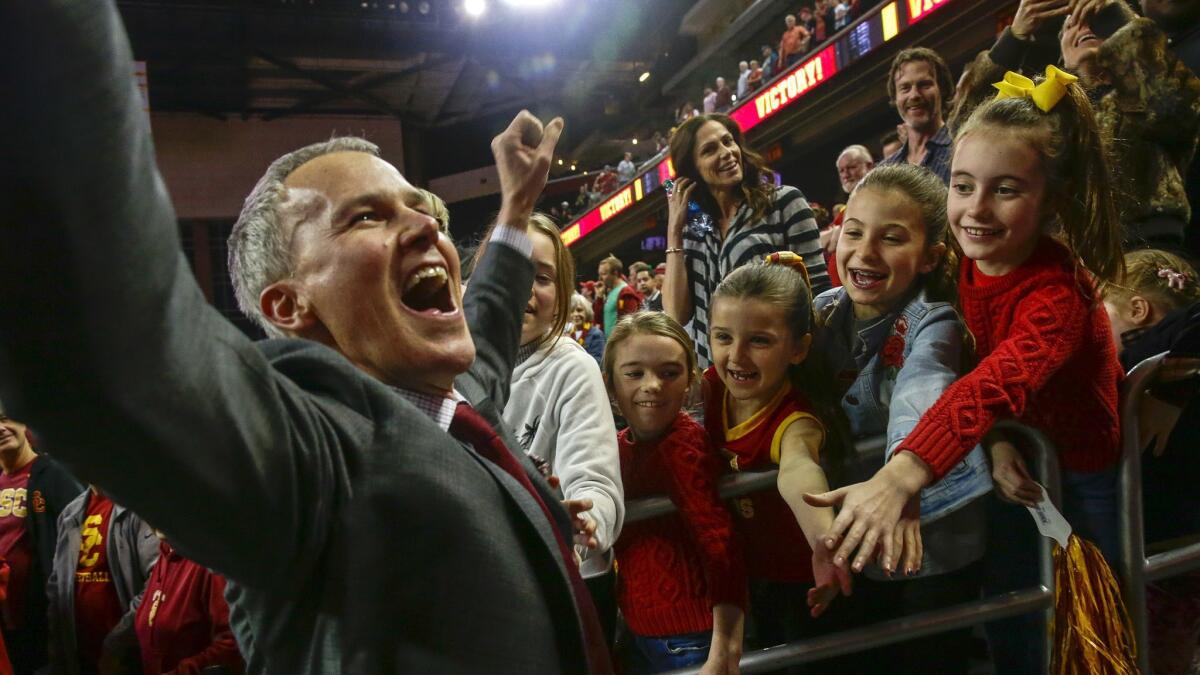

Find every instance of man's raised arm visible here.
[460,112,564,408]
[0,1,336,590]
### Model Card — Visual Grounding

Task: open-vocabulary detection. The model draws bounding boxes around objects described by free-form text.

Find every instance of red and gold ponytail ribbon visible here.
[993,65,1078,112]
[763,251,812,290]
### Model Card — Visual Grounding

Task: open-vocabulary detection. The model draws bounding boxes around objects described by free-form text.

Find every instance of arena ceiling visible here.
[117,0,699,176]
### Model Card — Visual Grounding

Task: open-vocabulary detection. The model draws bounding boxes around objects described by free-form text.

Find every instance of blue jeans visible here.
[628,631,711,673]
[1061,465,1120,565]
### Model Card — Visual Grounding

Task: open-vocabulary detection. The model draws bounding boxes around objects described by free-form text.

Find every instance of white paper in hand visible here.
[1025,484,1072,549]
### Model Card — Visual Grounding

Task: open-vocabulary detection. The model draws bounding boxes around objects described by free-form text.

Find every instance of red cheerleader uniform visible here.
[703,367,825,583]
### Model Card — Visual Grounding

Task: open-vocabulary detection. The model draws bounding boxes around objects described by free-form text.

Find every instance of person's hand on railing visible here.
[1155,356,1200,383]
[1137,393,1184,457]
[989,439,1041,507]
[807,544,853,617]
[803,452,932,574]
[563,498,599,551]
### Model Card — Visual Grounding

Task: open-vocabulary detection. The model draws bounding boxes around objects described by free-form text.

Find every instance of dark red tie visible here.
[449,403,612,674]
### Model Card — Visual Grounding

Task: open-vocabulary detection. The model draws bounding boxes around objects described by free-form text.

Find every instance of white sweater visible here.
[503,336,624,577]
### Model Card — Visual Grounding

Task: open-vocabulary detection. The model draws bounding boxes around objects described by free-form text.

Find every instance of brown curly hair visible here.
[669,113,777,225]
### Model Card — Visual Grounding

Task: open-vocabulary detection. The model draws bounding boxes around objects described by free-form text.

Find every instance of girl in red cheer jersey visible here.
[135,532,243,675]
[807,66,1126,574]
[703,255,851,655]
[605,312,745,674]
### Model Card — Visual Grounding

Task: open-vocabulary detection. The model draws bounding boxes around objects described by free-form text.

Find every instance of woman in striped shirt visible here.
[662,114,831,368]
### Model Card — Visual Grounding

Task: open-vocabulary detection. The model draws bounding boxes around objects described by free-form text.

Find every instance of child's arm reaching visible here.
[776,418,852,617]
[662,421,747,673]
[704,604,745,675]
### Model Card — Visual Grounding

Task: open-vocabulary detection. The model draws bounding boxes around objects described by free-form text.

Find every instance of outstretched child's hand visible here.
[989,440,1041,507]
[886,496,923,576]
[807,545,852,618]
[563,498,598,550]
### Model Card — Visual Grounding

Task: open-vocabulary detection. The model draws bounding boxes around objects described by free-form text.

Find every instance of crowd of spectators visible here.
[552,2,892,228]
[7,1,1200,675]
[554,1,888,228]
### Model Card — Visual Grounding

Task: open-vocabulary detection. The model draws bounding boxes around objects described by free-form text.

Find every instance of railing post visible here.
[996,420,1060,675]
[1117,352,1167,675]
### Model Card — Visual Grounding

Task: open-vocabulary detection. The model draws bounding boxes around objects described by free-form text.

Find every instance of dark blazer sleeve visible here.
[0,0,354,592]
[459,238,534,411]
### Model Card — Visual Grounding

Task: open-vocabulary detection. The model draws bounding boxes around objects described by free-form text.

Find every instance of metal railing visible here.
[624,424,1062,674]
[1117,352,1200,674]
[619,355,1200,673]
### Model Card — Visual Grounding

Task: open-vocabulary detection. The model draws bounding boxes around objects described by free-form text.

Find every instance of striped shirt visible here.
[683,184,830,368]
[879,125,953,185]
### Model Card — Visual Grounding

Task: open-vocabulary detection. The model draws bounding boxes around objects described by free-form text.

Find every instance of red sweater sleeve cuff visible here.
[900,419,967,480]
[708,575,748,611]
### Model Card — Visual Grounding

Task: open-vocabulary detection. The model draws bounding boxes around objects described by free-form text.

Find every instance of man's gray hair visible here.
[228,137,380,337]
[838,144,874,163]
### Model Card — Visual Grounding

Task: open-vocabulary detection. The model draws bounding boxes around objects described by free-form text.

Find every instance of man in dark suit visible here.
[0,2,608,673]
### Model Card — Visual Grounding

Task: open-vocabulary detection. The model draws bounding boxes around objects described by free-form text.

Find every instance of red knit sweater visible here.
[615,412,747,637]
[898,237,1122,477]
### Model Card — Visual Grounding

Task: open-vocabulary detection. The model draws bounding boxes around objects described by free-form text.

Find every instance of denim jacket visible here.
[814,287,992,524]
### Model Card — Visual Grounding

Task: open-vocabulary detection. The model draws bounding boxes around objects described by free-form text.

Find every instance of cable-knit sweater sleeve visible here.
[662,417,747,609]
[896,278,1090,478]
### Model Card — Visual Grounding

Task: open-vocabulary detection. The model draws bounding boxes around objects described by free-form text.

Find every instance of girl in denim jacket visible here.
[811,164,991,675]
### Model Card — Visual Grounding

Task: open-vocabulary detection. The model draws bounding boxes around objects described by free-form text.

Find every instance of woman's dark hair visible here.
[669,113,776,225]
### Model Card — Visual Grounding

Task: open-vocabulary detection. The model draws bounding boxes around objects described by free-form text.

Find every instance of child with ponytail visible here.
[811,163,992,674]
[703,254,851,654]
[810,65,1126,572]
[1101,249,1200,675]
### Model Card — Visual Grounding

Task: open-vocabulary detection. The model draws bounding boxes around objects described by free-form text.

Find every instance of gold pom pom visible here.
[1051,535,1139,674]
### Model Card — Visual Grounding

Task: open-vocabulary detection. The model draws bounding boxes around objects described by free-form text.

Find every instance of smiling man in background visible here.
[879,47,956,184]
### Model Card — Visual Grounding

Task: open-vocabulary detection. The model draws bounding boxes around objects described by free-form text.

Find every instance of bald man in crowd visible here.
[1,2,608,674]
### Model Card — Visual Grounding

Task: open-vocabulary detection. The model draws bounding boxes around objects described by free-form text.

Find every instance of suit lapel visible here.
[458,396,575,586]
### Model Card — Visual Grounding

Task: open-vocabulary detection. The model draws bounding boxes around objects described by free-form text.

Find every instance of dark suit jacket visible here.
[0,2,591,673]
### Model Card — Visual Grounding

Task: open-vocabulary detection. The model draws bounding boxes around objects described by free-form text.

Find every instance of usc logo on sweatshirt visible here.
[0,488,27,518]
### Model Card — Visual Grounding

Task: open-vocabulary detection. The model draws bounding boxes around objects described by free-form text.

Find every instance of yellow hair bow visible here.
[763,251,812,290]
[992,65,1078,112]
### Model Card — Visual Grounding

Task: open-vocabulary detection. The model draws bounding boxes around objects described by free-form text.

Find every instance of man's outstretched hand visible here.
[492,110,565,228]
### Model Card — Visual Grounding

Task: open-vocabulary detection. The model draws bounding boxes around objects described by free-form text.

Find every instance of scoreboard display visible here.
[563,0,957,248]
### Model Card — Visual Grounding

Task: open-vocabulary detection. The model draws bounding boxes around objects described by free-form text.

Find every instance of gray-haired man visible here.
[1,2,607,674]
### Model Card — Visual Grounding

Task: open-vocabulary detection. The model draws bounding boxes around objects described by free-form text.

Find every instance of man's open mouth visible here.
[401,264,456,314]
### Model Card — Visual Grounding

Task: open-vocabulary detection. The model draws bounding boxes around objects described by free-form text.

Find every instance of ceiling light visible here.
[464,0,486,16]
[570,163,576,171]
[638,71,651,83]
[418,1,430,14]
[631,138,637,145]
[557,158,564,165]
